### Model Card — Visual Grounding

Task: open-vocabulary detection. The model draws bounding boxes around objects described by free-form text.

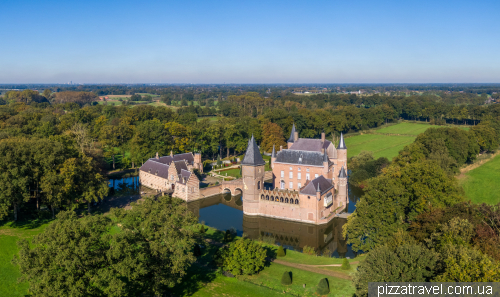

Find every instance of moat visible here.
[109,176,362,258]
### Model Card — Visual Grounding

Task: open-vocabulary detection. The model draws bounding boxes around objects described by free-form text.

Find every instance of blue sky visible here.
[1,0,499,83]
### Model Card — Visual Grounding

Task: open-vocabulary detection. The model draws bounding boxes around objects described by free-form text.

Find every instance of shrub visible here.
[322,247,331,258]
[224,229,233,242]
[316,278,330,295]
[303,245,316,255]
[281,271,292,285]
[218,238,267,275]
[199,225,206,234]
[277,246,286,257]
[341,258,351,270]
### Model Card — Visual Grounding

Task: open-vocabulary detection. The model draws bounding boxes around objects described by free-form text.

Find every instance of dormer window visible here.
[299,154,303,163]
[148,169,151,173]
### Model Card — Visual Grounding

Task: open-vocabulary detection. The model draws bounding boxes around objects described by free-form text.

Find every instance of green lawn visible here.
[0,219,51,297]
[344,122,470,160]
[460,153,500,205]
[216,168,241,178]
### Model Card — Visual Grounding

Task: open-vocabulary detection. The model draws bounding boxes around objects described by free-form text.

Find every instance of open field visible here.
[460,153,500,205]
[345,122,471,160]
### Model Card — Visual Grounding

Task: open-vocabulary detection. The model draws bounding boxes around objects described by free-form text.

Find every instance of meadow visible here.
[460,153,500,205]
[345,122,469,160]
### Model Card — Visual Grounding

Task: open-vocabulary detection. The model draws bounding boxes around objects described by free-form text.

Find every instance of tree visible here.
[277,245,286,257]
[281,271,292,285]
[341,258,350,270]
[260,122,286,153]
[316,278,330,295]
[130,94,142,101]
[353,244,438,297]
[471,123,498,152]
[218,238,266,275]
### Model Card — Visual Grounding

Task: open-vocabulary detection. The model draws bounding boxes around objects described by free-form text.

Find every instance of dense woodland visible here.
[1,85,500,296]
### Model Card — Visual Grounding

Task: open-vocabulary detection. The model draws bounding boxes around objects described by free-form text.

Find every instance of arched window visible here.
[280,197,284,202]
[266,195,269,200]
[285,198,289,203]
[271,196,274,201]
[295,199,299,204]
[258,181,261,190]
[290,199,294,204]
[261,194,265,200]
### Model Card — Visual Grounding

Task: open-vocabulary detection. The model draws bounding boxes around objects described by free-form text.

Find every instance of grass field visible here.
[460,153,500,205]
[345,122,470,160]
[0,219,51,297]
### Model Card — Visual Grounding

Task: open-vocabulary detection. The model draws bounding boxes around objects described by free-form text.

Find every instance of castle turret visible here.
[337,166,348,209]
[337,133,347,168]
[287,124,297,149]
[194,152,202,172]
[241,134,266,215]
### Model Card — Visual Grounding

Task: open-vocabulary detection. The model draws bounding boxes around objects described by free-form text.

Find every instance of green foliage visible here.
[277,245,286,257]
[199,224,206,233]
[193,243,202,257]
[471,123,499,152]
[223,229,233,242]
[218,238,267,276]
[348,151,390,187]
[316,278,330,295]
[353,244,438,297]
[280,271,292,285]
[341,258,351,270]
[302,245,316,255]
[15,197,198,296]
[344,160,463,252]
[260,121,286,153]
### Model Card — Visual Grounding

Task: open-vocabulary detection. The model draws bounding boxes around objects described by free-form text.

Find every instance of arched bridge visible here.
[221,179,244,196]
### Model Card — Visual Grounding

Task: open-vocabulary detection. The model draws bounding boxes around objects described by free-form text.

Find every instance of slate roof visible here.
[274,150,325,166]
[337,133,347,149]
[139,159,170,179]
[241,135,266,166]
[287,124,296,143]
[177,169,192,184]
[271,145,276,158]
[157,153,194,165]
[338,166,347,178]
[289,138,332,153]
[300,176,334,196]
[172,160,188,174]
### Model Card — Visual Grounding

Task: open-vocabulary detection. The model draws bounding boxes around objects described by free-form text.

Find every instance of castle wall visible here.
[272,163,327,191]
[139,171,170,192]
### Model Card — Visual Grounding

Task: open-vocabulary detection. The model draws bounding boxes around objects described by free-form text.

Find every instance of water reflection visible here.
[108,176,140,196]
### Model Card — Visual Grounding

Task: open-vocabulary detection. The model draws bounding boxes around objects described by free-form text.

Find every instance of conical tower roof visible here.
[338,166,347,178]
[241,135,266,166]
[337,133,347,149]
[287,123,296,143]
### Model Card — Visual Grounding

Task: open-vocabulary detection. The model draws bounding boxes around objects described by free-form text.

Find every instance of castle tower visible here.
[337,133,347,168]
[271,144,276,169]
[337,166,348,209]
[194,152,203,172]
[287,123,297,149]
[241,135,266,215]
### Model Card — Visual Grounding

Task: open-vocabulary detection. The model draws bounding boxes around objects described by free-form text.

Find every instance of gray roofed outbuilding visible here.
[241,135,266,166]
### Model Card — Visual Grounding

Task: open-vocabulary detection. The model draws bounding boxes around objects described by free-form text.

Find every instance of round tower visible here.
[241,135,266,215]
[337,166,348,209]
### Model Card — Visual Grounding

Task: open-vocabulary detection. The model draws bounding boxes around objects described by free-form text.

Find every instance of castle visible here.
[138,151,203,200]
[239,124,348,224]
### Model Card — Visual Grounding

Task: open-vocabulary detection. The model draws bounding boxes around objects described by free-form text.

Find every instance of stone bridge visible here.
[221,179,244,196]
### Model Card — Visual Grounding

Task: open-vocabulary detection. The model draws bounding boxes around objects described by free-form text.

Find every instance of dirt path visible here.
[457,151,500,180]
[268,258,352,280]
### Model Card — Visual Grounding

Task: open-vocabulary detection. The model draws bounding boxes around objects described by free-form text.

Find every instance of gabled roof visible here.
[139,159,170,179]
[177,169,192,185]
[274,150,325,166]
[337,133,347,149]
[241,135,266,166]
[289,138,332,152]
[287,124,296,143]
[300,175,334,196]
[157,152,194,165]
[172,160,188,174]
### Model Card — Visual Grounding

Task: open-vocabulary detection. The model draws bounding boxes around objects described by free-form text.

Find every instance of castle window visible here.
[306,173,310,180]
[289,172,293,179]
[289,167,292,170]
[280,197,284,202]
[298,173,301,180]
[289,182,293,189]
[306,168,309,172]
[298,167,301,171]
[298,183,301,189]
[295,199,299,204]
[281,171,284,178]
[149,169,151,173]
[290,199,294,204]
[261,194,265,200]
[258,181,261,190]
[285,198,289,203]
[280,180,285,189]
[266,195,269,200]
[315,174,319,178]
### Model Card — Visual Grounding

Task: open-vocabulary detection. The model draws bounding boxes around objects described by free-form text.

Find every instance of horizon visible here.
[2,0,499,83]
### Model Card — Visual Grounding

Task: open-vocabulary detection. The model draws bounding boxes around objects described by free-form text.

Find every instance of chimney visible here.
[280,145,283,151]
[170,150,173,157]
[156,152,159,159]
[294,131,298,142]
[321,130,325,143]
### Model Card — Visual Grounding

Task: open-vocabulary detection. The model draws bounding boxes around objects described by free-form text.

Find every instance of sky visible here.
[1,0,499,84]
